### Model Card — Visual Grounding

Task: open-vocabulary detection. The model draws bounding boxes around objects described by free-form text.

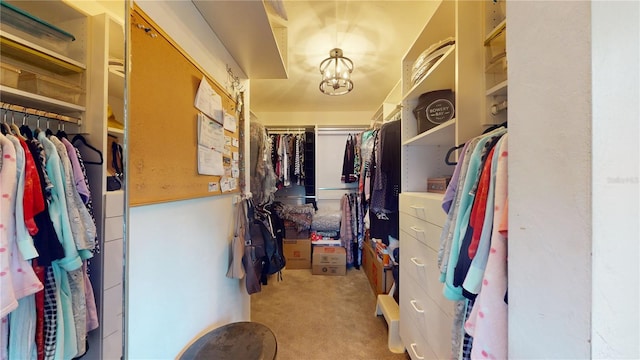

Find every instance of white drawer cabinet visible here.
[401,272,453,359]
[399,192,447,226]
[103,238,123,290]
[101,191,124,359]
[399,214,442,252]
[399,193,452,360]
[400,229,454,318]
[102,330,123,360]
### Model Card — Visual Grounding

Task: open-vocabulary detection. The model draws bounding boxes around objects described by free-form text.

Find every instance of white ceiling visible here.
[235,1,438,114]
[103,0,437,117]
[97,0,437,116]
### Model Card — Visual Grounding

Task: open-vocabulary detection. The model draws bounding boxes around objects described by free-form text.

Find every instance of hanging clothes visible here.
[437,125,508,360]
[369,120,401,243]
[340,134,356,183]
[0,126,100,360]
[464,135,509,360]
[250,122,278,206]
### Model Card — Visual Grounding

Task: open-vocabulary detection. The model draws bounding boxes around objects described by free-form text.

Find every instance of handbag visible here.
[242,199,265,294]
[107,140,123,191]
[226,200,246,279]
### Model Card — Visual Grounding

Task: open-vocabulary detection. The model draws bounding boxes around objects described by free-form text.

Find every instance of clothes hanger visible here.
[445,143,465,166]
[1,106,12,135]
[72,134,104,165]
[56,121,68,139]
[34,114,44,138]
[10,113,25,140]
[45,118,54,137]
[482,121,508,134]
[20,112,33,141]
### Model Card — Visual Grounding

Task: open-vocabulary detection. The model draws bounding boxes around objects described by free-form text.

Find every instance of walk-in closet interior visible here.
[0,0,637,359]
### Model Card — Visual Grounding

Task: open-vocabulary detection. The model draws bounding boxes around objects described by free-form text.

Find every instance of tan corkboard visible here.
[129,6,240,206]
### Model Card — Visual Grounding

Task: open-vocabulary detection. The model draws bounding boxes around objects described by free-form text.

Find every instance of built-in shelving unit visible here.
[402,45,456,104]
[399,1,486,359]
[84,12,126,360]
[0,0,87,117]
[484,1,508,124]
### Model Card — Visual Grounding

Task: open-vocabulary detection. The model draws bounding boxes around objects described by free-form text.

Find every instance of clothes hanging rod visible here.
[267,129,306,134]
[316,127,368,132]
[274,195,317,199]
[317,186,358,191]
[266,126,309,130]
[0,101,81,125]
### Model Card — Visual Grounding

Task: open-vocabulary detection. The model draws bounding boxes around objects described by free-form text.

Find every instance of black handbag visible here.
[107,141,123,191]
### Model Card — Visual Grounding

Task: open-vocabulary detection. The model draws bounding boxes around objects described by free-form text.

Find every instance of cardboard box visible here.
[283,221,310,239]
[285,227,310,239]
[362,243,394,294]
[283,239,311,269]
[312,246,346,276]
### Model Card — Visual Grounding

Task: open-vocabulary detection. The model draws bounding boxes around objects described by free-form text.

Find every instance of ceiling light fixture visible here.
[319,48,354,96]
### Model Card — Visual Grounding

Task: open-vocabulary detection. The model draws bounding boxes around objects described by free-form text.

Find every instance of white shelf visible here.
[108,69,125,99]
[484,19,506,45]
[485,55,507,74]
[0,30,86,74]
[0,85,85,114]
[486,80,508,97]
[107,126,124,135]
[403,45,456,103]
[403,118,456,146]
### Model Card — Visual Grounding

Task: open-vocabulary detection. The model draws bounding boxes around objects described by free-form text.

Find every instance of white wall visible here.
[509,1,640,358]
[508,1,593,358]
[127,1,250,358]
[591,2,640,358]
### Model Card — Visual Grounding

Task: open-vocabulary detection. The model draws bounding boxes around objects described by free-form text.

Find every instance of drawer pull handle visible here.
[410,343,425,360]
[410,257,425,267]
[410,226,424,234]
[410,205,425,211]
[410,299,424,313]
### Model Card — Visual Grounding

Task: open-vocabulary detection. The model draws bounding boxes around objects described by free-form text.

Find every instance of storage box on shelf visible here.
[0,61,20,88]
[0,1,76,55]
[18,71,84,105]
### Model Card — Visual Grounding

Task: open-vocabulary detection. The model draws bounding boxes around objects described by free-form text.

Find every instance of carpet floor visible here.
[251,268,410,360]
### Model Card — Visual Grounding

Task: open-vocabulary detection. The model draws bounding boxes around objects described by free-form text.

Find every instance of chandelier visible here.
[319,48,354,96]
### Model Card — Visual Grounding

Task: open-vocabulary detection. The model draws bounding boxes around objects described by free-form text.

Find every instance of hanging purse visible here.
[242,199,265,295]
[106,140,123,191]
[226,200,247,279]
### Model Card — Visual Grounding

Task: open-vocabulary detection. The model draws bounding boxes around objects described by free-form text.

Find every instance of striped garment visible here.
[43,267,57,360]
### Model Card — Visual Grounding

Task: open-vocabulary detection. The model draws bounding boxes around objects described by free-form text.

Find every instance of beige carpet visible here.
[251,268,410,360]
